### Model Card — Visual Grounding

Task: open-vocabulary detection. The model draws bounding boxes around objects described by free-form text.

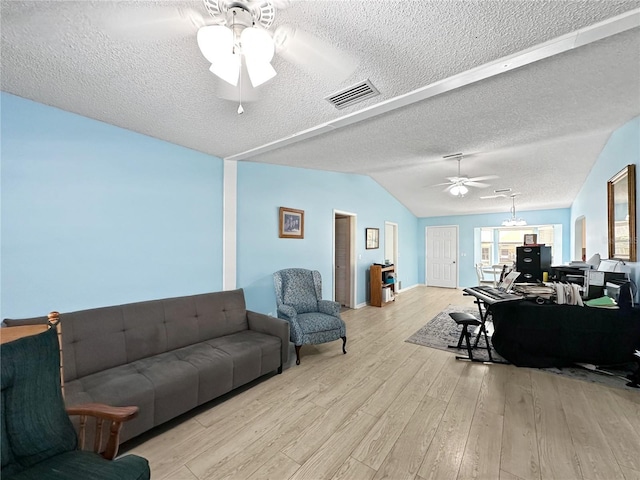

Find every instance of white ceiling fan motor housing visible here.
[203,0,276,29]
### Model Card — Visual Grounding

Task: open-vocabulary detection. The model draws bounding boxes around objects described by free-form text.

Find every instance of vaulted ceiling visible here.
[2,1,639,217]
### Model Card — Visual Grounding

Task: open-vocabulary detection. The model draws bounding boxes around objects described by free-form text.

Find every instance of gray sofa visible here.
[2,289,289,444]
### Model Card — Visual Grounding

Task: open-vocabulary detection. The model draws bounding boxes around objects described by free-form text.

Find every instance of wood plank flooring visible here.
[123,286,640,480]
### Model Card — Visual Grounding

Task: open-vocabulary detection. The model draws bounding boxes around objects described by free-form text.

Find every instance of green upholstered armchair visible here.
[273,268,347,365]
[1,326,150,480]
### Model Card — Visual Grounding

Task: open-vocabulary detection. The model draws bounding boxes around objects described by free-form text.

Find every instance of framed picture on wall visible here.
[524,233,537,245]
[366,228,379,249]
[279,207,304,239]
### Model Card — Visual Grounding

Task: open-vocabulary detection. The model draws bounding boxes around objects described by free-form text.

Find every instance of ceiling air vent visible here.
[325,80,380,110]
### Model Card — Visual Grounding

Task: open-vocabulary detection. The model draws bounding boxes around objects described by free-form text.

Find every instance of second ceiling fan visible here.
[434,153,498,197]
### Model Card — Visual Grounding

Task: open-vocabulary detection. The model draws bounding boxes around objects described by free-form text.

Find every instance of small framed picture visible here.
[524,233,537,245]
[365,228,379,249]
[279,207,304,239]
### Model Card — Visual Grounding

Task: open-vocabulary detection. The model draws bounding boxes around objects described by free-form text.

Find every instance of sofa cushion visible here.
[64,364,156,443]
[172,343,234,404]
[131,354,200,426]
[120,300,168,363]
[162,290,248,351]
[61,306,129,382]
[206,331,281,388]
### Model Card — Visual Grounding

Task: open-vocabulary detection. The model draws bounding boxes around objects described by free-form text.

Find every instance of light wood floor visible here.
[124,286,640,480]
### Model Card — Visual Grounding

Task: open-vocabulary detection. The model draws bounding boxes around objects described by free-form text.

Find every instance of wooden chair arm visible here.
[66,403,139,460]
[66,403,139,422]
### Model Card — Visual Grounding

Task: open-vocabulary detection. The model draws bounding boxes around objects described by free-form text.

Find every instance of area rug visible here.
[406,304,639,392]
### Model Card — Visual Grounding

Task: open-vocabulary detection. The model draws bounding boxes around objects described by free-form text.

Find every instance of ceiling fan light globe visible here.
[241,27,275,62]
[209,54,241,86]
[450,185,468,196]
[197,25,234,63]
[245,58,277,87]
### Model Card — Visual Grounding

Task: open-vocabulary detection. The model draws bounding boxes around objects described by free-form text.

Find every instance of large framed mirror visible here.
[607,164,636,262]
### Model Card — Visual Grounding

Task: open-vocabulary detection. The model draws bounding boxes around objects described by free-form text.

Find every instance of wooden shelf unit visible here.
[370,264,396,307]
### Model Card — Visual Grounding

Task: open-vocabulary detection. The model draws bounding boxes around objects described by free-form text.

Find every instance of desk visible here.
[490,302,640,368]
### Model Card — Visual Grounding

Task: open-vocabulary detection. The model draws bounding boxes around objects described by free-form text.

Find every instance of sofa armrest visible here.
[318,299,341,317]
[247,311,290,367]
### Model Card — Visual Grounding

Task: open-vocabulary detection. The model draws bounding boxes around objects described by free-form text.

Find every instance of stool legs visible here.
[448,312,496,363]
[461,325,474,360]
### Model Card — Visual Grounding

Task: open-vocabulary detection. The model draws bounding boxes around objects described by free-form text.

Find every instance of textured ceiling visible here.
[2,0,640,217]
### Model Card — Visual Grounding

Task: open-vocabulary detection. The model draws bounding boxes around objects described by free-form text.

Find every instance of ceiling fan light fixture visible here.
[502,195,527,226]
[450,184,468,196]
[245,57,277,87]
[209,54,241,86]
[502,218,528,227]
[197,25,234,63]
[240,27,275,62]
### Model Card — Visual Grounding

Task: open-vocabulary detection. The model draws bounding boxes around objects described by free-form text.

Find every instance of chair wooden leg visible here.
[295,345,301,365]
[341,336,347,354]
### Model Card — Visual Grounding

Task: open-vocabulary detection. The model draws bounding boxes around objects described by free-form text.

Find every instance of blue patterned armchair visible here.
[273,268,347,365]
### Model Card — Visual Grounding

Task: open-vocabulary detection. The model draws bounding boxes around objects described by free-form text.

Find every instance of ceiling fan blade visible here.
[98,6,208,43]
[443,185,454,192]
[465,182,491,188]
[467,175,499,182]
[273,25,359,82]
[272,0,293,9]
[429,182,453,187]
[480,194,507,200]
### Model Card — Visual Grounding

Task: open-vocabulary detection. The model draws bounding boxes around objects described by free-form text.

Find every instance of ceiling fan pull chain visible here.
[230,8,244,115]
[238,68,244,114]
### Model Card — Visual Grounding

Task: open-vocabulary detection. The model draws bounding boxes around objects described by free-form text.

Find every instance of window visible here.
[498,228,536,265]
[481,244,492,264]
[476,225,560,267]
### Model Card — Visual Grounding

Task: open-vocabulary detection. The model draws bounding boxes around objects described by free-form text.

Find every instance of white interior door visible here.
[426,226,458,288]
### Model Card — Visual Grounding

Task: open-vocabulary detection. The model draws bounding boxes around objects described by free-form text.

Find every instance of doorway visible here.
[384,222,399,287]
[426,225,458,288]
[575,216,586,261]
[334,211,357,308]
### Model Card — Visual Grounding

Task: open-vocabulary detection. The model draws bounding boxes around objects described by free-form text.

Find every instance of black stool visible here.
[447,312,493,362]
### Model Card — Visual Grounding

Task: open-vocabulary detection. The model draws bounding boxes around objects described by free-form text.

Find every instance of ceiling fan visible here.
[109,0,359,111]
[433,153,498,197]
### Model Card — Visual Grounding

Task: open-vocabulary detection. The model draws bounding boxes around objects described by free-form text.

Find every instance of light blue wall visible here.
[1,95,420,320]
[9,91,626,319]
[236,161,419,313]
[1,93,224,319]
[571,116,640,295]
[418,208,571,288]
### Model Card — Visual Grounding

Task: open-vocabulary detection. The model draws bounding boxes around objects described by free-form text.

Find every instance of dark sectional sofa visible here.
[2,288,289,444]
